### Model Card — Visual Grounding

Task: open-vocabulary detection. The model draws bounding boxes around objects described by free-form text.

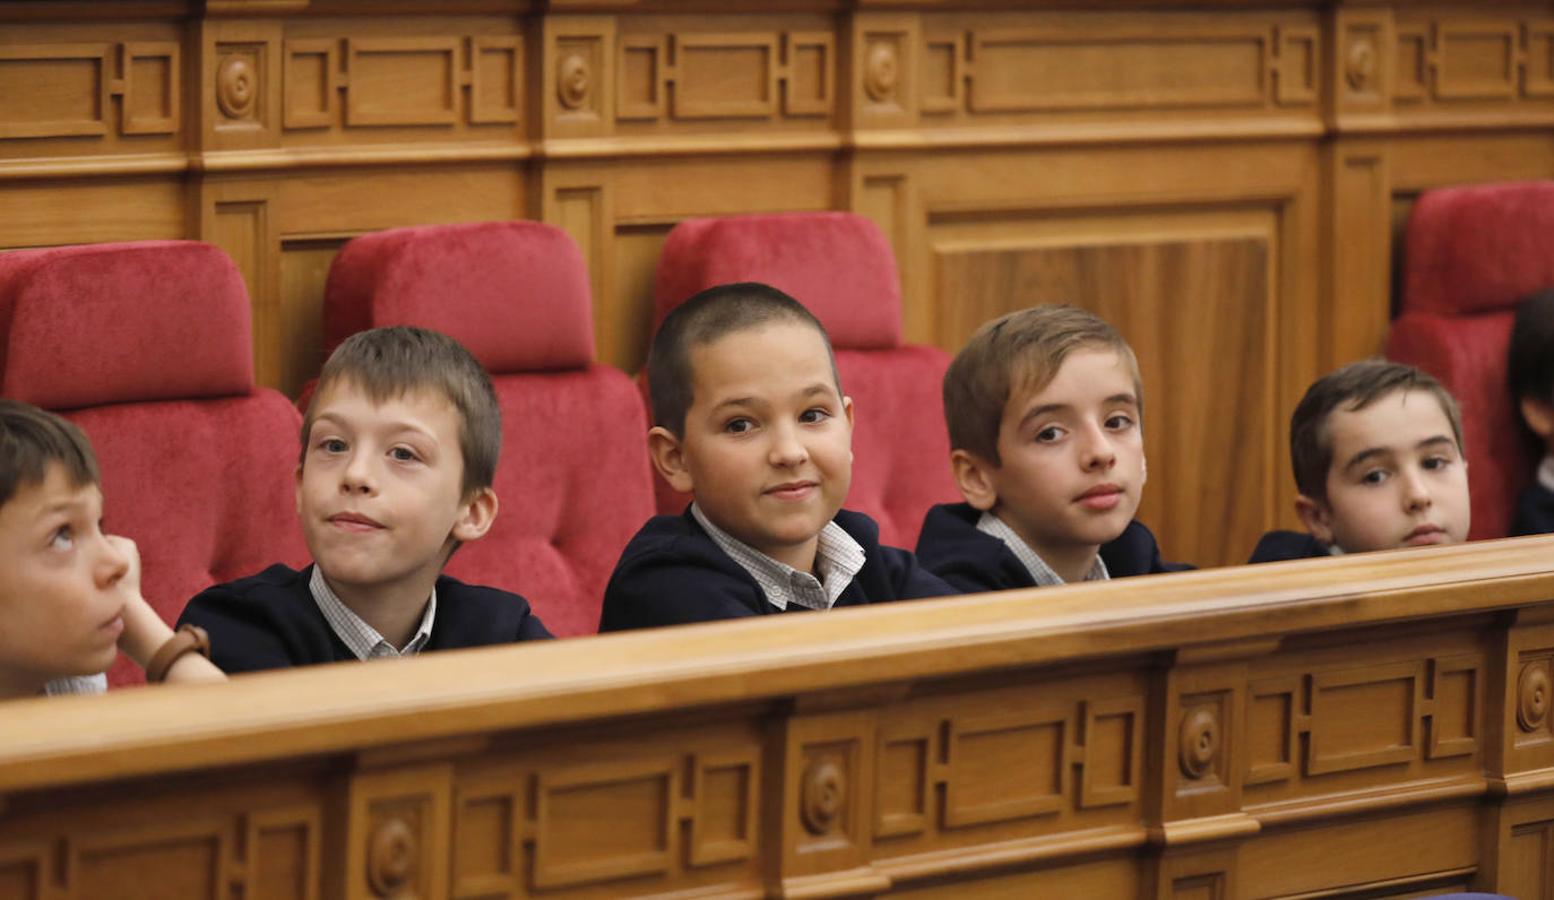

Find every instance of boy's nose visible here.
[340,453,375,494]
[769,427,809,468]
[1080,431,1118,472]
[1402,470,1433,513]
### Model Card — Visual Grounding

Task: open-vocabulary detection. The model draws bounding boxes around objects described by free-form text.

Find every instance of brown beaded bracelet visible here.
[146,624,211,683]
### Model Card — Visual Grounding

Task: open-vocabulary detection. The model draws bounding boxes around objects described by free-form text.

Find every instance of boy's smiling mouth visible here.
[328,511,385,532]
[764,480,818,501]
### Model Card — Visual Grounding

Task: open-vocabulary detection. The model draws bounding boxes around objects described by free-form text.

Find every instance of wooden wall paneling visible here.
[850,164,928,345]
[850,12,920,132]
[542,15,615,143]
[198,178,281,387]
[542,166,616,368]
[0,179,185,250]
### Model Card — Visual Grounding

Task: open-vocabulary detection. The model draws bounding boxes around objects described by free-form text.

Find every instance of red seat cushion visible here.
[1389,181,1554,539]
[651,212,958,547]
[0,241,306,686]
[324,221,655,635]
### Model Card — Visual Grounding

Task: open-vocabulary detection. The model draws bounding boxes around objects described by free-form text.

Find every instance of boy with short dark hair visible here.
[916,305,1185,593]
[180,326,550,672]
[0,400,224,698]
[1249,359,1470,562]
[599,282,952,630]
[1508,288,1554,536]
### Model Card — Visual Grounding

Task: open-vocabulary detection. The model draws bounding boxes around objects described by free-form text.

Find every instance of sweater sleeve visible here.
[600,561,764,630]
[879,545,959,600]
[177,584,305,674]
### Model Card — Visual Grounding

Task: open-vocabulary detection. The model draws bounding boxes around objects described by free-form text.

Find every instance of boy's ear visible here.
[451,487,498,543]
[647,426,695,494]
[951,449,1000,512]
[294,464,304,515]
[1521,396,1554,441]
[1294,494,1337,547]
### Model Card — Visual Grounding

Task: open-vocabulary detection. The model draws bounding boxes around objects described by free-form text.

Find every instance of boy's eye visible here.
[799,408,831,425]
[1035,425,1064,443]
[389,446,420,463]
[319,438,347,454]
[723,418,754,435]
[1422,454,1452,471]
[1105,413,1135,431]
[49,524,74,551]
[1360,469,1390,486]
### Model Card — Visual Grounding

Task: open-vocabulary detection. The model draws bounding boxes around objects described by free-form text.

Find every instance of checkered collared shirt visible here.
[976,511,1109,587]
[309,566,437,659]
[691,504,866,612]
[43,673,106,695]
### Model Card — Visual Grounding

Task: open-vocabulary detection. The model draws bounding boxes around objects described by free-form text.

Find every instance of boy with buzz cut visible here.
[0,400,225,699]
[599,282,953,631]
[916,305,1186,593]
[1249,359,1470,562]
[1508,288,1554,536]
[179,326,551,672]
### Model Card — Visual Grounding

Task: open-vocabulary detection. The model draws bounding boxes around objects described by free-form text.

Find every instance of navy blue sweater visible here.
[178,564,552,674]
[914,502,1192,594]
[598,508,954,631]
[1247,530,1330,564]
[1511,482,1554,536]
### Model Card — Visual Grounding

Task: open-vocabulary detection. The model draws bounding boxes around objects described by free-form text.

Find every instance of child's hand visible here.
[106,534,142,596]
[106,534,226,685]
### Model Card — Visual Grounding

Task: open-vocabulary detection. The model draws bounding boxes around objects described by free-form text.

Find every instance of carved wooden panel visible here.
[614,29,835,124]
[0,41,178,141]
[346,38,460,127]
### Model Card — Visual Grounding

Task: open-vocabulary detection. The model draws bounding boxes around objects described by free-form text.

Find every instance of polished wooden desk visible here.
[4,537,1554,898]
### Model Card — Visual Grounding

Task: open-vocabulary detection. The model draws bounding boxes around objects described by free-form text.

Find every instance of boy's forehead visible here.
[313,379,460,430]
[1327,388,1455,452]
[688,321,838,399]
[0,463,100,529]
[1006,347,1135,414]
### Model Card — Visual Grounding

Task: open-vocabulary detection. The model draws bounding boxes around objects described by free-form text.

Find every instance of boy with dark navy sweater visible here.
[179,327,551,673]
[599,283,952,631]
[915,306,1185,593]
[1249,359,1470,562]
[1508,289,1554,536]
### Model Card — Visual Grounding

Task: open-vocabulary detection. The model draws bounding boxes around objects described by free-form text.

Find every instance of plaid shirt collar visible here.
[976,511,1109,587]
[309,565,437,660]
[691,504,866,611]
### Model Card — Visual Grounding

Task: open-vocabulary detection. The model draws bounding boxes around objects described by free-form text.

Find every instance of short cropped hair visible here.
[1290,359,1464,503]
[646,282,840,437]
[1508,288,1554,404]
[303,326,501,496]
[0,400,100,509]
[944,305,1142,466]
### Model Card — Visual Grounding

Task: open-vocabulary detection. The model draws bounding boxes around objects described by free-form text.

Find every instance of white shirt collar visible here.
[308,565,437,659]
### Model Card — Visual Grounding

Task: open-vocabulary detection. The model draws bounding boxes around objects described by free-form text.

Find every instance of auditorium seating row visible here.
[0,212,960,685]
[2,181,1550,686]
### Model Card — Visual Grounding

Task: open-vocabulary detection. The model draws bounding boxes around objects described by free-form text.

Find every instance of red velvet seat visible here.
[1387,180,1554,539]
[0,241,307,685]
[653,212,959,548]
[323,221,655,636]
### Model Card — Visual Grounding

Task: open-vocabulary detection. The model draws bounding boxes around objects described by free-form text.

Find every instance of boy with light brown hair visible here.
[179,326,551,672]
[916,305,1187,592]
[0,400,224,699]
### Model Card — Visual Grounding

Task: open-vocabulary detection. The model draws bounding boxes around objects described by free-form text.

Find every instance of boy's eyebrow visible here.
[313,410,437,440]
[1018,393,1138,426]
[1341,446,1394,472]
[1343,434,1457,472]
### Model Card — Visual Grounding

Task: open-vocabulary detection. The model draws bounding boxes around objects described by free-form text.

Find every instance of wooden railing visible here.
[5,536,1554,898]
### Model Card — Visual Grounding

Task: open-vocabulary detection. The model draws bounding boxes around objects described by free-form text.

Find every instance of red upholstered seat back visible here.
[652,212,958,548]
[0,242,307,686]
[1387,180,1554,539]
[323,221,655,636]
